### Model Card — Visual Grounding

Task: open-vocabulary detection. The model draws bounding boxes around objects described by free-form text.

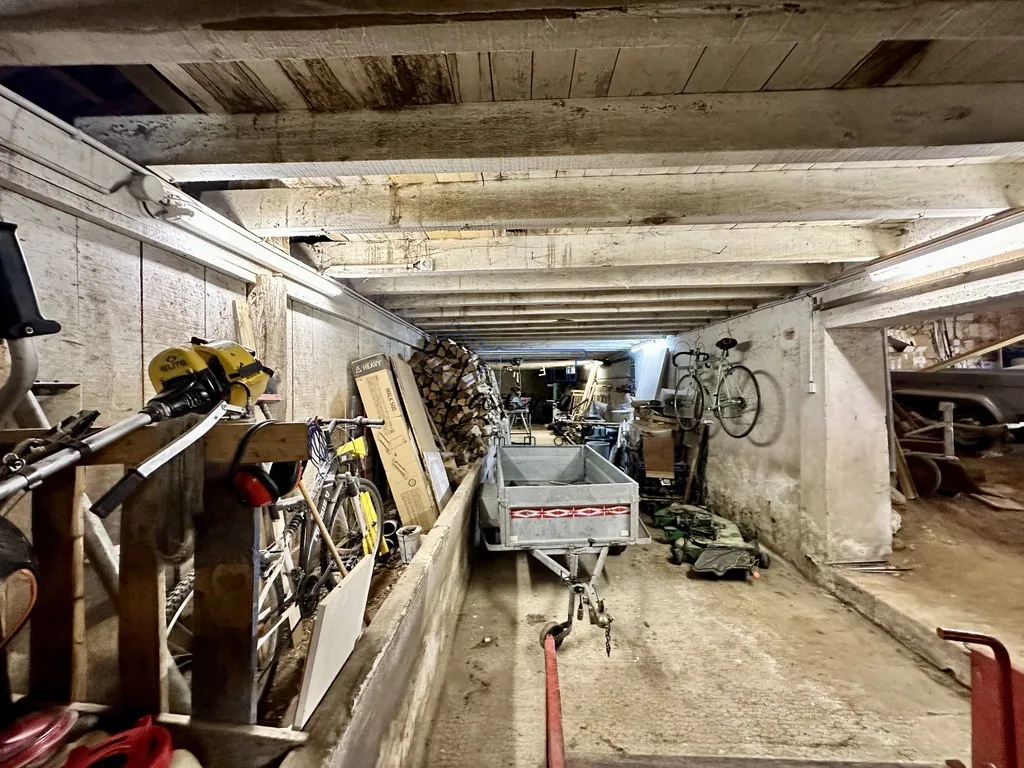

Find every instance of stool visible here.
[509,409,535,445]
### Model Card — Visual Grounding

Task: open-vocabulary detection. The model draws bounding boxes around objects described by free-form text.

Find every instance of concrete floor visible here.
[842,446,1024,678]
[426,542,970,767]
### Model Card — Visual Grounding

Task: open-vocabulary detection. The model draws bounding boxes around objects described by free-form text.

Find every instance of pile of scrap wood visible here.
[409,338,505,465]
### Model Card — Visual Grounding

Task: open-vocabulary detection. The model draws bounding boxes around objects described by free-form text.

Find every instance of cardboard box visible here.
[389,356,453,509]
[352,355,439,532]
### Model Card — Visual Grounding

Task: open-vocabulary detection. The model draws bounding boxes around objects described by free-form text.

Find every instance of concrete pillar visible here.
[808,325,892,563]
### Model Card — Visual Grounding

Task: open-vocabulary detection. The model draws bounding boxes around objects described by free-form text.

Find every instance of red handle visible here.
[544,634,566,768]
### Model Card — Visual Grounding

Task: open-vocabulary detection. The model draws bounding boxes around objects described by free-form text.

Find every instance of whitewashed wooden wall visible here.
[0,188,412,432]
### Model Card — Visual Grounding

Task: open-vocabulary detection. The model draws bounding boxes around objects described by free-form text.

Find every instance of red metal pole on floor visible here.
[544,634,566,768]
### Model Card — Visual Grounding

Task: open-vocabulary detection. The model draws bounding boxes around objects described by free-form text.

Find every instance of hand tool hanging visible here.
[0,222,273,513]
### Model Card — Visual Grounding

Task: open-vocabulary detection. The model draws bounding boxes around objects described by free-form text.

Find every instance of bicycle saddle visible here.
[716,337,738,351]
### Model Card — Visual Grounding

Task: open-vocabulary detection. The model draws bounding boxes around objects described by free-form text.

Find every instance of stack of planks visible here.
[409,338,504,466]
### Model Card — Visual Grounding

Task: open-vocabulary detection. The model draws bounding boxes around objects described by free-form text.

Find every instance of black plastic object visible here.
[90,469,146,519]
[0,223,61,340]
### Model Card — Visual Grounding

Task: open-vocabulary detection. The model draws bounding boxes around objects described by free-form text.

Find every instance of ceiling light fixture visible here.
[869,208,1024,283]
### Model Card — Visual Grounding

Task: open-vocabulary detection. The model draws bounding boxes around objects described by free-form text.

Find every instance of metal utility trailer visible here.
[478,445,649,653]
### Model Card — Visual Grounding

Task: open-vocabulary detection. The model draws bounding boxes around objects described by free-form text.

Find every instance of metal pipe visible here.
[0,338,37,424]
[0,412,153,501]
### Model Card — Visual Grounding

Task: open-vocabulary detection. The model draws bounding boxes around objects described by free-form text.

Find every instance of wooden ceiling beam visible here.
[4,2,1024,65]
[417,314,719,328]
[77,84,1024,182]
[352,263,837,295]
[309,228,878,276]
[375,288,786,309]
[396,303,744,319]
[199,163,1022,235]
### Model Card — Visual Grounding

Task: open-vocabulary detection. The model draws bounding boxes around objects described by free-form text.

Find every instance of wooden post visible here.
[30,466,86,703]
[119,417,204,715]
[248,274,289,419]
[191,461,260,723]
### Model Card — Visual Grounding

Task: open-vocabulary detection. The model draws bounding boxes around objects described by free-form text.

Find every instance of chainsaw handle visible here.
[0,223,61,341]
[90,469,145,519]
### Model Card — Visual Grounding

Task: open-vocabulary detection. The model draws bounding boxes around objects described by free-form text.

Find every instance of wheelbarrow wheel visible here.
[757,550,771,570]
[608,545,627,556]
[906,454,942,497]
[539,622,565,651]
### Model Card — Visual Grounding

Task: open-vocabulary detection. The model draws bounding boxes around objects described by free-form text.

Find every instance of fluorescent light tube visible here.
[870,209,1024,283]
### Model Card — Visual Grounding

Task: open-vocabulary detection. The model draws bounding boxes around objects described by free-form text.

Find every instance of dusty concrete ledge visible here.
[283,460,483,768]
[823,569,970,687]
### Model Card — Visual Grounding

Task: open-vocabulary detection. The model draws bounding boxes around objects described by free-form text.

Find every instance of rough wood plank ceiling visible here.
[157,40,1024,115]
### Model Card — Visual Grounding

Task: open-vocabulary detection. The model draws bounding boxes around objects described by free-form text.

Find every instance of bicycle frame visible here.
[675,348,736,419]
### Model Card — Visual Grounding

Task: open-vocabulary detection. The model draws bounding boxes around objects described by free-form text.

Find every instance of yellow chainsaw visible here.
[0,337,271,515]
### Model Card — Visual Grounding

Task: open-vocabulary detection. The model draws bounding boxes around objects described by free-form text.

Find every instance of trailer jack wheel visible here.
[539,621,571,651]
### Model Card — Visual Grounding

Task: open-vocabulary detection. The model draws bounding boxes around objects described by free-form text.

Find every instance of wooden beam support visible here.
[0,421,310,467]
[247,274,289,418]
[5,1,1024,65]
[375,288,786,309]
[119,416,204,715]
[209,165,1019,235]
[78,85,1024,182]
[30,466,86,704]
[923,329,1024,370]
[192,461,260,724]
[310,228,878,276]
[418,314,717,328]
[354,263,837,296]
[398,303,745,319]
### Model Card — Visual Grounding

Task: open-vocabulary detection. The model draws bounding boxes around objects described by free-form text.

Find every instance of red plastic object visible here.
[63,716,173,768]
[544,634,565,768]
[967,644,1024,768]
[0,706,76,768]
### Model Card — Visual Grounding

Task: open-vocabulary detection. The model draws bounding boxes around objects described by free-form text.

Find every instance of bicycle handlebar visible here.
[672,350,710,367]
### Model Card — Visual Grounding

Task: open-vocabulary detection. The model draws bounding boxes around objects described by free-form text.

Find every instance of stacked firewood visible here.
[409,338,504,465]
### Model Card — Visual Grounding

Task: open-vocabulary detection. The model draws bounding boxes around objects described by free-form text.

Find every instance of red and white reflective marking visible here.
[509,505,629,519]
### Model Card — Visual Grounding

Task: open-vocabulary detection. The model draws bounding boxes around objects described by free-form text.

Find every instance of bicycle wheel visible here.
[715,365,761,438]
[165,567,288,700]
[673,372,705,432]
[322,478,386,581]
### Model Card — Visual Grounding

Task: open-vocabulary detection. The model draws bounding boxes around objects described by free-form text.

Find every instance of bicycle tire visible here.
[165,570,195,626]
[165,565,289,699]
[715,364,761,438]
[673,372,705,432]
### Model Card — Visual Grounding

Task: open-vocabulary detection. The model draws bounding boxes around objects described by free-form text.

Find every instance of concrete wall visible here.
[670,301,811,563]
[284,462,482,768]
[670,298,892,568]
[0,189,415,431]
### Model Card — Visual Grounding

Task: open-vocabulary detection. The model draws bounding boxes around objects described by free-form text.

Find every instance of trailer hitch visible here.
[534,547,615,656]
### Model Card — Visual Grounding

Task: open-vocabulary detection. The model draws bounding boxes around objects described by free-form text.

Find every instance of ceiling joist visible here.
[307,228,880,277]
[205,163,1022,236]
[77,84,1024,182]
[374,288,787,309]
[353,263,837,296]
[4,1,1024,65]
[395,303,745,319]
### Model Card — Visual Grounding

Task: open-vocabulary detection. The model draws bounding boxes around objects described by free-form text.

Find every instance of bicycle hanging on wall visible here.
[672,338,762,439]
